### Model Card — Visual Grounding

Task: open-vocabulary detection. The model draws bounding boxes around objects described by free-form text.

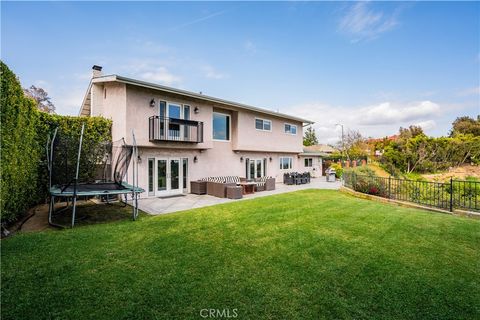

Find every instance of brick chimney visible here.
[92,65,103,78]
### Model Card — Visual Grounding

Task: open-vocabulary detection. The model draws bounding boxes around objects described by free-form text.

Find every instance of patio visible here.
[137,176,341,215]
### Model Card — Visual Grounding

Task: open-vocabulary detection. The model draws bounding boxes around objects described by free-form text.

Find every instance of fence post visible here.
[388,176,391,199]
[449,177,453,212]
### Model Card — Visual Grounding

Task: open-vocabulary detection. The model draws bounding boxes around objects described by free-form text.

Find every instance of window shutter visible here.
[263,158,267,177]
[245,158,250,179]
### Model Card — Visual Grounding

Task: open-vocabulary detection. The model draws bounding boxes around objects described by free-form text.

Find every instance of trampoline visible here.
[47,124,144,227]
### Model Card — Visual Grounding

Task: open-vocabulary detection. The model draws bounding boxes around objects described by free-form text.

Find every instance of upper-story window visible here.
[213,112,230,141]
[284,123,297,135]
[255,118,272,131]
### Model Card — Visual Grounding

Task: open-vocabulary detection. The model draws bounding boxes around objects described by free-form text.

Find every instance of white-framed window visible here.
[279,157,293,170]
[284,123,297,135]
[255,118,272,131]
[304,158,313,167]
[213,112,230,141]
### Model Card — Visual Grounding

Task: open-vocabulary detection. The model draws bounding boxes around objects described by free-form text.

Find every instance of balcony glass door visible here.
[247,159,264,180]
[153,157,184,196]
[168,104,181,140]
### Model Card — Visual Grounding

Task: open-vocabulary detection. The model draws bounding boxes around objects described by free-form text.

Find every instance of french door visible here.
[247,159,265,180]
[149,157,187,196]
[159,102,190,141]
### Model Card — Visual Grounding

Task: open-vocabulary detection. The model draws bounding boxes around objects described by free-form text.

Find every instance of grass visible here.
[2,190,480,319]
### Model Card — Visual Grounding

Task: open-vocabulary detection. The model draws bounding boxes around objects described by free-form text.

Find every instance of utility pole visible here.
[335,123,347,160]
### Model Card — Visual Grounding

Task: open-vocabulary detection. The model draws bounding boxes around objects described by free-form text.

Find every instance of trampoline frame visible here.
[47,124,144,228]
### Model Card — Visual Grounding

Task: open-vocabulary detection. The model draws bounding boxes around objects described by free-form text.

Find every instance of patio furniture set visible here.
[190,176,275,199]
[283,172,311,185]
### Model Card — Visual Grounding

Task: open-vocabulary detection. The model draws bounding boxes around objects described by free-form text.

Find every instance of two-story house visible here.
[79,66,314,198]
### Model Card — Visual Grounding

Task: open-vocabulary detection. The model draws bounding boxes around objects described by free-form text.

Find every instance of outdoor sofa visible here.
[192,176,275,198]
[254,176,275,191]
[201,176,245,198]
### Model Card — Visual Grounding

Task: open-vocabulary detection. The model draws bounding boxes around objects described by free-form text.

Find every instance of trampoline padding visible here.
[50,182,144,197]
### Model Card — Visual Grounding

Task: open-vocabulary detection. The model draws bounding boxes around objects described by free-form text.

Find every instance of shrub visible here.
[329,163,343,178]
[0,61,111,225]
[0,62,41,223]
[352,175,388,197]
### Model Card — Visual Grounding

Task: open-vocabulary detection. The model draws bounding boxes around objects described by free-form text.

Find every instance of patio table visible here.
[238,182,256,195]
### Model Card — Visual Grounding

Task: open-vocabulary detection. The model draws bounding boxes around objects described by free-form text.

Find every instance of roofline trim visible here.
[78,80,93,116]
[91,74,315,124]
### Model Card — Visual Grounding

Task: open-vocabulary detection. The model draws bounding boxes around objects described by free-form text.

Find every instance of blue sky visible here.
[2,1,479,143]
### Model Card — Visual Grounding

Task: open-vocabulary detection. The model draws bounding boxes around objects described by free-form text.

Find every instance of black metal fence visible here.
[149,116,204,143]
[343,172,480,212]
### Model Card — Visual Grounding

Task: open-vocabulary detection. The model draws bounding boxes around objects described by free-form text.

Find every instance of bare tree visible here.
[23,85,55,113]
[336,129,366,159]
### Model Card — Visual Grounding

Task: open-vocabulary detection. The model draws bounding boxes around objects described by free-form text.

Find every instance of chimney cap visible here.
[92,65,103,71]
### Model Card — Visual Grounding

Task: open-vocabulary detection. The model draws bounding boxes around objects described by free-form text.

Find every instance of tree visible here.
[23,85,55,113]
[399,125,424,140]
[340,129,368,159]
[450,116,480,137]
[303,126,318,146]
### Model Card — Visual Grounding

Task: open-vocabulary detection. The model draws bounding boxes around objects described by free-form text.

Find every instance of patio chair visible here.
[283,173,294,185]
[293,173,303,185]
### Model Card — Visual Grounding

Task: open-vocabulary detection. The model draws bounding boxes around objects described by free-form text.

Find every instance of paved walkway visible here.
[137,177,341,215]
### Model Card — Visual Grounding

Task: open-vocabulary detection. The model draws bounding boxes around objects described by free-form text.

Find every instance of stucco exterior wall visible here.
[94,82,127,143]
[91,81,310,198]
[233,110,304,153]
[125,146,303,198]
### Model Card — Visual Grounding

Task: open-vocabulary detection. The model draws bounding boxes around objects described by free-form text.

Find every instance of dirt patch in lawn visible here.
[422,164,480,182]
[18,200,140,232]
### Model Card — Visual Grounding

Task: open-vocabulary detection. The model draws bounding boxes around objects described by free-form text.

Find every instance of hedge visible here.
[0,61,111,224]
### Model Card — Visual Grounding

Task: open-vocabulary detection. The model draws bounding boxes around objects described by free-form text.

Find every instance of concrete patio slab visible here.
[137,177,341,215]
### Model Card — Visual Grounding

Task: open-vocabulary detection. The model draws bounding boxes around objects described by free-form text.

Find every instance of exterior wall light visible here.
[194,156,198,163]
[269,157,272,162]
[194,106,200,114]
[149,98,156,108]
[240,156,244,162]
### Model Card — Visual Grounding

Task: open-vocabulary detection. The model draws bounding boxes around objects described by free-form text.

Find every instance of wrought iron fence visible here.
[149,116,204,143]
[343,172,480,212]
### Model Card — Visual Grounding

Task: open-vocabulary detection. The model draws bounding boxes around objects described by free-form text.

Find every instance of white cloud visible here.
[120,60,181,86]
[201,65,227,79]
[51,89,86,115]
[413,120,436,131]
[289,100,442,144]
[339,2,400,42]
[458,86,480,96]
[140,67,181,85]
[357,101,440,125]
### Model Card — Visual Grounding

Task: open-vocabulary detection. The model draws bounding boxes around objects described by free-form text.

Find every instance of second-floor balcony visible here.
[149,116,204,143]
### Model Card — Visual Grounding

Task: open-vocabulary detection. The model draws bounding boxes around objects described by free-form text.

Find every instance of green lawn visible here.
[2,190,479,319]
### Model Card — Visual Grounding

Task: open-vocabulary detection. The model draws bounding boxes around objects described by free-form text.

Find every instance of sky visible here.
[2,1,479,144]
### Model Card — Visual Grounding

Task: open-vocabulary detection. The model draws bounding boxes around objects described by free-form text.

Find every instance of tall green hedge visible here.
[1,62,41,224]
[0,62,111,224]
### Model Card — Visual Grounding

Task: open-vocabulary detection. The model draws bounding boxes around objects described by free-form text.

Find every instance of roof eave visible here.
[91,74,314,124]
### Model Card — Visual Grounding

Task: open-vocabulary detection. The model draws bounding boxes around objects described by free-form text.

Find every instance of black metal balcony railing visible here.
[149,116,203,143]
